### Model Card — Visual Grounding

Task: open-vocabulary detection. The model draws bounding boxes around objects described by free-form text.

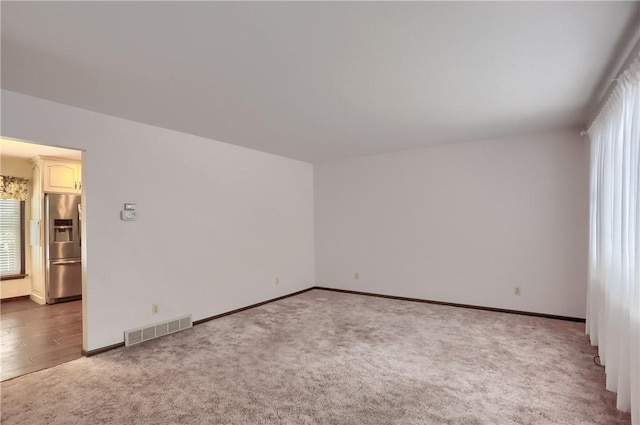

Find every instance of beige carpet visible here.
[0,289,630,424]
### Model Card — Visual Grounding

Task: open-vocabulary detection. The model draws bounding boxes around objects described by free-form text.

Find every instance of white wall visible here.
[0,156,33,299]
[1,90,315,350]
[2,88,588,352]
[315,130,589,318]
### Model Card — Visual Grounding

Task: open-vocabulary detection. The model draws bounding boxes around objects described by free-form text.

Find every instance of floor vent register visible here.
[124,315,192,346]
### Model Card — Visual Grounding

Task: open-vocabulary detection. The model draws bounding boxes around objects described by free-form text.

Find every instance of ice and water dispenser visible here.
[53,219,74,243]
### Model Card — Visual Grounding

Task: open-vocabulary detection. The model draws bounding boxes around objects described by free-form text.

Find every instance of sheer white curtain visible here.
[587,52,640,425]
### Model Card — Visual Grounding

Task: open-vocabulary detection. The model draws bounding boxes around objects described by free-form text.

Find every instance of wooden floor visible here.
[0,298,82,381]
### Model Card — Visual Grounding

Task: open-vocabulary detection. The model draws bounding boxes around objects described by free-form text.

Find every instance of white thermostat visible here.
[121,202,137,221]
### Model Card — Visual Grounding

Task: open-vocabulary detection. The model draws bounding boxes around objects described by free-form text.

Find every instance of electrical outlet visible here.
[354,272,359,280]
[275,277,280,285]
[514,287,521,296]
[152,304,159,314]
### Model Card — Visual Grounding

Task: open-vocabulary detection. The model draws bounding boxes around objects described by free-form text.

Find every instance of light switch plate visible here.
[29,220,41,246]
[121,210,137,221]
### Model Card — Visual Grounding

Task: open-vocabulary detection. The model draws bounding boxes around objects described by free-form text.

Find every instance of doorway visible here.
[0,138,86,381]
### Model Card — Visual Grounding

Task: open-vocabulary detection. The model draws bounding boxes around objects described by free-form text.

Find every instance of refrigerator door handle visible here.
[50,259,82,265]
[78,203,82,247]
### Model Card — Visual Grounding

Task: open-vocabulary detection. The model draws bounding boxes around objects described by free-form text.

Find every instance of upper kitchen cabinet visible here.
[40,158,82,194]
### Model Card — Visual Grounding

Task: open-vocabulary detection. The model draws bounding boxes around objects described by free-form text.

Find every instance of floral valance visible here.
[0,175,29,201]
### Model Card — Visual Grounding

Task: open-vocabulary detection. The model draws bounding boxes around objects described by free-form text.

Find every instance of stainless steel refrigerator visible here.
[45,193,82,304]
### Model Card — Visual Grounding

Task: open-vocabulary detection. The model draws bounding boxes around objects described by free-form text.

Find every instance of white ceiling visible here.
[1,1,638,163]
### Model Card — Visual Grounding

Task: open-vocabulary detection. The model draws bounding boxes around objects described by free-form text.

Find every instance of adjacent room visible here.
[1,2,638,424]
[0,140,85,381]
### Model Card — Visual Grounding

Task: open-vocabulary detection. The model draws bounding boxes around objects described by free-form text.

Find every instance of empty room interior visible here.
[1,2,639,425]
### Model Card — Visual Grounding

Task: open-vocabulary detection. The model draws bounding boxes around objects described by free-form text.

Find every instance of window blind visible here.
[0,199,23,276]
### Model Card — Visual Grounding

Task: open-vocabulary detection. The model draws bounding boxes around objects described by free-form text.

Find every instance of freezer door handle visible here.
[50,259,82,265]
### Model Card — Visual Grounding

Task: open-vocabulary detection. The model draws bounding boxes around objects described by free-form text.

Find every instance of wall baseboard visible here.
[84,287,315,356]
[82,285,585,356]
[83,342,125,357]
[313,286,586,323]
[0,295,30,303]
[29,293,46,305]
[192,287,314,325]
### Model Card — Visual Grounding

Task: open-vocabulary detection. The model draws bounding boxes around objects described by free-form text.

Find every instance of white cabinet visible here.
[42,160,82,193]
